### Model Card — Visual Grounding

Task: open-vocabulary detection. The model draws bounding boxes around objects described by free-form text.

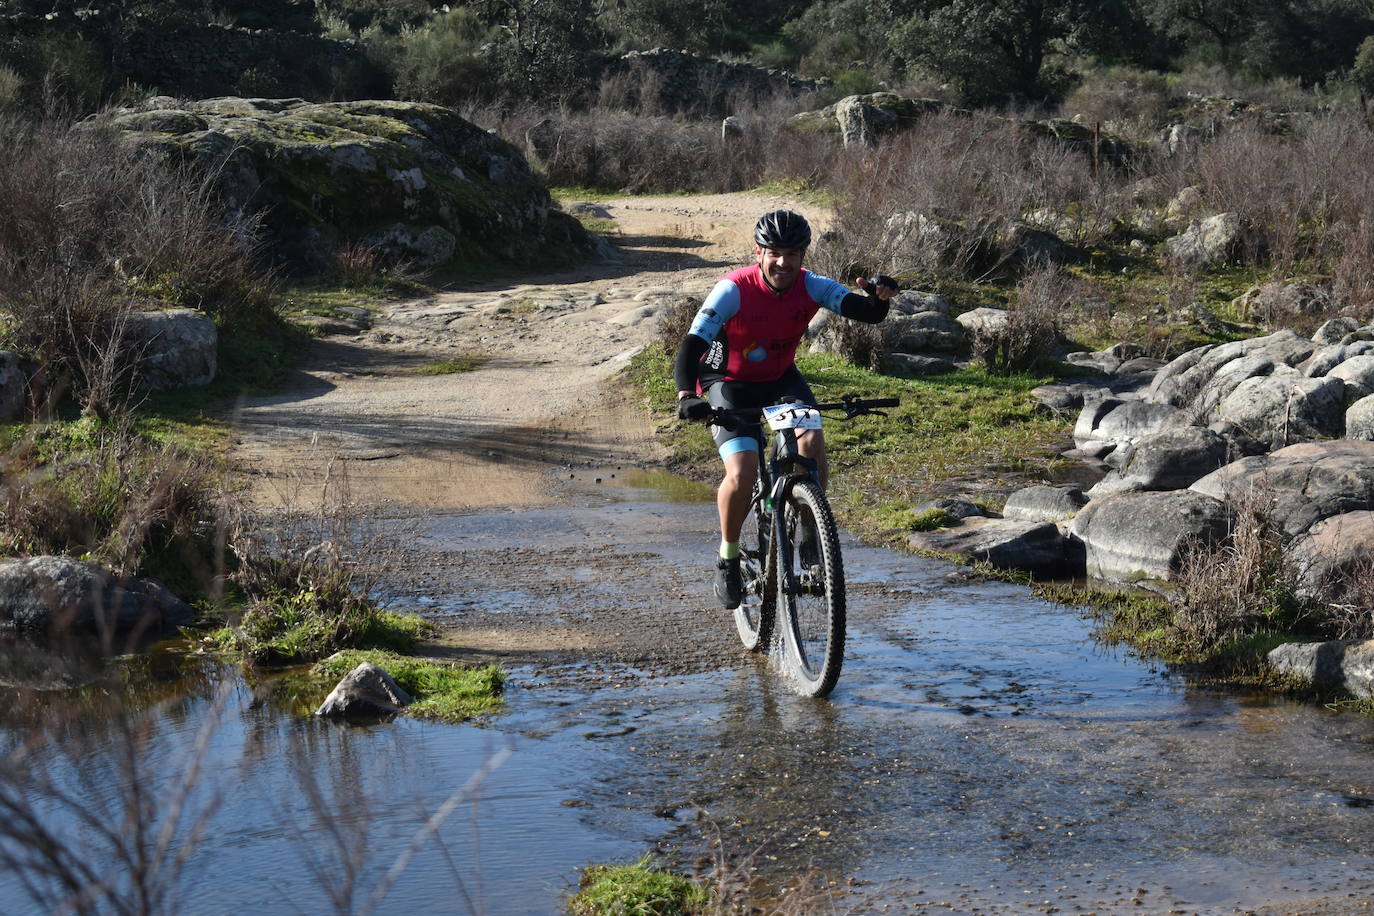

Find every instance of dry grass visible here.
[0,109,273,420]
[1172,488,1313,653]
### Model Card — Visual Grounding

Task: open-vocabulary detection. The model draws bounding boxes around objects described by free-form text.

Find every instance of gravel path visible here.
[230,191,815,513]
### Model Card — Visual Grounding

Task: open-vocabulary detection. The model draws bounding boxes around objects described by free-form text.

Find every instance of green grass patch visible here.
[408,355,488,376]
[212,593,434,666]
[626,344,1071,545]
[569,856,708,916]
[136,312,310,450]
[312,649,504,722]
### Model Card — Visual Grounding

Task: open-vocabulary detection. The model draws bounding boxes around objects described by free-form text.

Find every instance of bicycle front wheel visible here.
[776,480,845,697]
[734,479,776,652]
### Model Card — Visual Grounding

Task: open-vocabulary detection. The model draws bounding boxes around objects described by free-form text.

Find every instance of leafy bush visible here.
[387,9,497,107]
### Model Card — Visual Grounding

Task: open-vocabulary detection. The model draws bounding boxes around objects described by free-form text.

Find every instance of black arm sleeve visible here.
[673,334,709,392]
[839,291,889,324]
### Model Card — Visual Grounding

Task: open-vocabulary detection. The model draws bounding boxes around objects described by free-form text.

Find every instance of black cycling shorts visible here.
[705,366,816,458]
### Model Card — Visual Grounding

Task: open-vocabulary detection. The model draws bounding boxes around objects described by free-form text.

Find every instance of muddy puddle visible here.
[3,471,1374,914]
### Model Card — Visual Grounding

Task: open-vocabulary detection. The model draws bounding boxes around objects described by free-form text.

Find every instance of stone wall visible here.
[599,48,823,117]
[0,10,384,101]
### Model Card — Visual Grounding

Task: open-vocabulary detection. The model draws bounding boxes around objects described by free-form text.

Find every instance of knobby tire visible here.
[733,479,776,652]
[777,480,845,697]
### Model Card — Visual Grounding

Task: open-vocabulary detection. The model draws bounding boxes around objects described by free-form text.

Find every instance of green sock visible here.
[719,540,740,560]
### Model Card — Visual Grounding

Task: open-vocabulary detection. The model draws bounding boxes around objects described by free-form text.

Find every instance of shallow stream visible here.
[2,473,1373,914]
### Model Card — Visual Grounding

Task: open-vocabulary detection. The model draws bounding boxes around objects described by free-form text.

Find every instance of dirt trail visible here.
[231,191,819,513]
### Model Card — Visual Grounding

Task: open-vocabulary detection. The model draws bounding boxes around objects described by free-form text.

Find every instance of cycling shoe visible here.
[714,556,742,608]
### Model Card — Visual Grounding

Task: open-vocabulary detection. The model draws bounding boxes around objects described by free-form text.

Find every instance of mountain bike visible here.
[711,394,898,698]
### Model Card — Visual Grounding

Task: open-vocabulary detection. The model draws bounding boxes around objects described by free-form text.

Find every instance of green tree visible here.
[1351,34,1374,107]
[390,8,498,105]
[600,0,729,53]
[471,0,604,100]
[890,0,1138,105]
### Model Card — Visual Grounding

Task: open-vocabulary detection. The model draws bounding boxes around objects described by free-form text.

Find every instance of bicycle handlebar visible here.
[709,395,899,428]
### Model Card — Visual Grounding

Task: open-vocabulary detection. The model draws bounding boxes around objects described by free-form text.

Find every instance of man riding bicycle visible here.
[673,209,897,609]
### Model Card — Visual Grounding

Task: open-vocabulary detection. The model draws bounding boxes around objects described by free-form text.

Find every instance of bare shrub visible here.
[821,317,885,370]
[0,687,229,916]
[1186,114,1374,288]
[1061,66,1172,140]
[970,264,1069,374]
[0,422,224,584]
[1173,489,1313,653]
[1321,557,1374,640]
[222,456,422,663]
[1331,217,1374,318]
[822,112,1134,284]
[658,295,703,349]
[0,110,273,418]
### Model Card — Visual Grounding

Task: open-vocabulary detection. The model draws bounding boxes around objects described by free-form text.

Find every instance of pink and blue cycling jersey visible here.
[688,265,850,384]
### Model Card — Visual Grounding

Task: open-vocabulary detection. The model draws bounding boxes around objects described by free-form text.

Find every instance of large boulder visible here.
[1230,279,1331,325]
[789,93,951,140]
[113,98,593,273]
[125,309,217,391]
[1312,316,1364,345]
[1072,397,1188,460]
[1070,490,1231,582]
[1347,394,1374,440]
[1165,212,1244,270]
[1088,426,1231,496]
[882,311,967,354]
[1147,331,1315,411]
[1211,374,1346,451]
[1002,485,1088,523]
[1299,340,1374,378]
[908,518,1075,577]
[1268,640,1374,699]
[0,556,192,636]
[1189,440,1374,538]
[1327,354,1374,402]
[316,661,413,719]
[0,351,25,421]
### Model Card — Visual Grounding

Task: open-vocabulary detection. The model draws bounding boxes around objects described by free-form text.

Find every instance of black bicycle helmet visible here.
[753,209,812,250]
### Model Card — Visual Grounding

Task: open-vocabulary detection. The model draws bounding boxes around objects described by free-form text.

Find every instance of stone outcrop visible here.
[790,93,955,143]
[1071,490,1231,582]
[316,661,413,719]
[603,48,819,117]
[1347,395,1374,440]
[1211,374,1346,451]
[1072,398,1187,460]
[126,309,218,391]
[1088,426,1230,495]
[0,556,192,636]
[909,518,1075,577]
[1002,485,1088,523]
[1189,440,1374,538]
[1268,640,1374,699]
[114,98,593,274]
[1164,212,1244,270]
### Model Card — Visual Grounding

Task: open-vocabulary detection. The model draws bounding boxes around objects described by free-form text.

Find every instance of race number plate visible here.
[763,404,823,431]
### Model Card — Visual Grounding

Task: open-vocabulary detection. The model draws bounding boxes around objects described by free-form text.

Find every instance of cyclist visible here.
[673,209,897,609]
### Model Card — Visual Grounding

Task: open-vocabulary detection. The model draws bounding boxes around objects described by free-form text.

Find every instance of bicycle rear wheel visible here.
[733,479,776,652]
[776,480,845,697]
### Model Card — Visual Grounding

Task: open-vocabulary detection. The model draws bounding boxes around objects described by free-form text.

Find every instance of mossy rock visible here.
[113,98,593,275]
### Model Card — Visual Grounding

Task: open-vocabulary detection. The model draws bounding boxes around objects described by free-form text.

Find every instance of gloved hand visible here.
[677,395,711,422]
[867,275,899,296]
